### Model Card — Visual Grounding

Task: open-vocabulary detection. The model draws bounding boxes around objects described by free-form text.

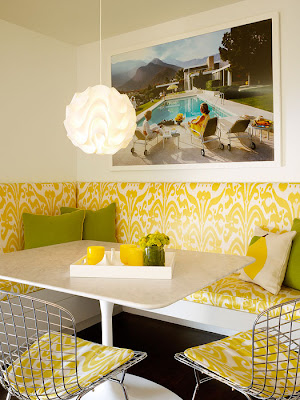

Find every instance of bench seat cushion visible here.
[0,279,41,300]
[185,273,300,315]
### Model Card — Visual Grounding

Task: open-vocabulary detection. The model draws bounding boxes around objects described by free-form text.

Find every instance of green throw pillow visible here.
[284,218,300,289]
[60,203,116,243]
[23,210,85,250]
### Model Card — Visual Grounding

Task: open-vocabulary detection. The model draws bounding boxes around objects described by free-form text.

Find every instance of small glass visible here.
[127,247,144,266]
[143,246,165,266]
[87,246,105,265]
[120,244,137,265]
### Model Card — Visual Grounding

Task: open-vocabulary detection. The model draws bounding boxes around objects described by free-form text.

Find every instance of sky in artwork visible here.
[112,28,230,64]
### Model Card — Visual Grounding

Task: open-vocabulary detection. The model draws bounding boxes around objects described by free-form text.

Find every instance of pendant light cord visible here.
[100,0,102,84]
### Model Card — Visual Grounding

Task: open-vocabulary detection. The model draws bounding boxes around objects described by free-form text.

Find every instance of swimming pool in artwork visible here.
[137,96,233,127]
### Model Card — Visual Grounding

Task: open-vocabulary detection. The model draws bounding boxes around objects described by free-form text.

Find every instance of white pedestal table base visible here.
[78,374,182,400]
[98,301,182,399]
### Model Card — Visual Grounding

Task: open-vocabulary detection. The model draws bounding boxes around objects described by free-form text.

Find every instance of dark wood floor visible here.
[0,312,245,400]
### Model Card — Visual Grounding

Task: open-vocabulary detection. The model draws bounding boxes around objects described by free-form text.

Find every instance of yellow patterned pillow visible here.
[240,228,296,295]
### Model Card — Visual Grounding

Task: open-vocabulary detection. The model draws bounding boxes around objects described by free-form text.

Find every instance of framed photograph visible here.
[110,13,280,170]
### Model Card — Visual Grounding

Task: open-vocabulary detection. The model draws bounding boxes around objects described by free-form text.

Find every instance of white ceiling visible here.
[0,0,243,45]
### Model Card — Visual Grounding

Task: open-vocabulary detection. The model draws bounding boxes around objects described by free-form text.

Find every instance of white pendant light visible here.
[64,0,136,155]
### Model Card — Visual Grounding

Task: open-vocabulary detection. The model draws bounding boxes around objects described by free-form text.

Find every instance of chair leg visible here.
[192,369,213,400]
[118,370,129,400]
[6,393,11,400]
[192,369,200,400]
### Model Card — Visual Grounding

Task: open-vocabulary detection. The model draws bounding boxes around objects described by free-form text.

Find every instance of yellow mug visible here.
[120,244,137,265]
[127,247,144,266]
[87,246,105,265]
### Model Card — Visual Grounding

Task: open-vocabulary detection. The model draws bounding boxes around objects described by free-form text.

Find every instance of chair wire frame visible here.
[0,290,146,400]
[175,297,300,400]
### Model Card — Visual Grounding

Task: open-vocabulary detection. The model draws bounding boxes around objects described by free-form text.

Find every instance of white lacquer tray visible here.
[70,250,176,279]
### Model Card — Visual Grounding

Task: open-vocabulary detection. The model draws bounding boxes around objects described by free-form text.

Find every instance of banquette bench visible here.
[1,181,299,334]
[0,183,101,331]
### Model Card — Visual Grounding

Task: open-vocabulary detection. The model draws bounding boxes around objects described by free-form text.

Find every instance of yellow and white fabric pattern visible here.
[185,329,300,398]
[77,182,300,257]
[7,332,134,400]
[0,182,76,254]
[240,228,296,295]
[0,279,40,301]
[0,182,77,298]
[184,273,300,316]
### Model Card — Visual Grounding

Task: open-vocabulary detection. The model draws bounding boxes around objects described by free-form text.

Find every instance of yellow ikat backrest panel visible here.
[0,183,76,253]
[77,182,300,256]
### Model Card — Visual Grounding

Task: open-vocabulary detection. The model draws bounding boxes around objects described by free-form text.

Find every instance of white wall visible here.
[77,41,100,92]
[76,0,300,183]
[0,20,77,183]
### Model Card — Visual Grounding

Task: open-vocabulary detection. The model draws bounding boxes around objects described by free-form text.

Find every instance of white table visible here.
[0,241,253,399]
[251,125,272,142]
[162,131,180,149]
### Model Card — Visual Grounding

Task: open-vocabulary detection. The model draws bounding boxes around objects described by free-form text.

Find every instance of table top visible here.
[251,124,272,130]
[0,241,254,310]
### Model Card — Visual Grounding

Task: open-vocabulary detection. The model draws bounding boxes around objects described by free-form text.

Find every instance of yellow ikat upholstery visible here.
[77,182,300,255]
[0,182,77,298]
[185,330,300,398]
[185,273,300,315]
[0,279,40,300]
[0,183,76,254]
[7,333,134,400]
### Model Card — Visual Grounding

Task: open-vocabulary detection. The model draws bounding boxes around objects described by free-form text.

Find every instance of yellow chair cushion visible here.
[0,279,40,300]
[185,273,300,316]
[185,330,300,398]
[7,333,134,399]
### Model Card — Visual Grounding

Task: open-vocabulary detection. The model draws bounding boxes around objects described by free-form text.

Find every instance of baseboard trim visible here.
[122,300,256,336]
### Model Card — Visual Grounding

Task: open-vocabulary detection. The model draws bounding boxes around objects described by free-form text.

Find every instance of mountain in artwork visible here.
[111,59,146,87]
[116,58,180,91]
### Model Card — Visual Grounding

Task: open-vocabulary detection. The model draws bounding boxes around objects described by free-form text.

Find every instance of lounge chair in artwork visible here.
[224,118,256,151]
[131,128,159,156]
[190,117,224,157]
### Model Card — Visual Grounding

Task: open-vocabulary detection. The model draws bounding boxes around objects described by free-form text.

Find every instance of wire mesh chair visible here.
[190,117,224,156]
[175,297,300,399]
[0,290,146,400]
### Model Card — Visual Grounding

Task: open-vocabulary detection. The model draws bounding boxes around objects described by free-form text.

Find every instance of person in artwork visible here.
[142,110,163,139]
[188,102,210,136]
[130,96,137,110]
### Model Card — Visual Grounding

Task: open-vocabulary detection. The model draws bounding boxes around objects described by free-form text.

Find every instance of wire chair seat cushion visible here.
[184,328,300,398]
[5,332,134,399]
